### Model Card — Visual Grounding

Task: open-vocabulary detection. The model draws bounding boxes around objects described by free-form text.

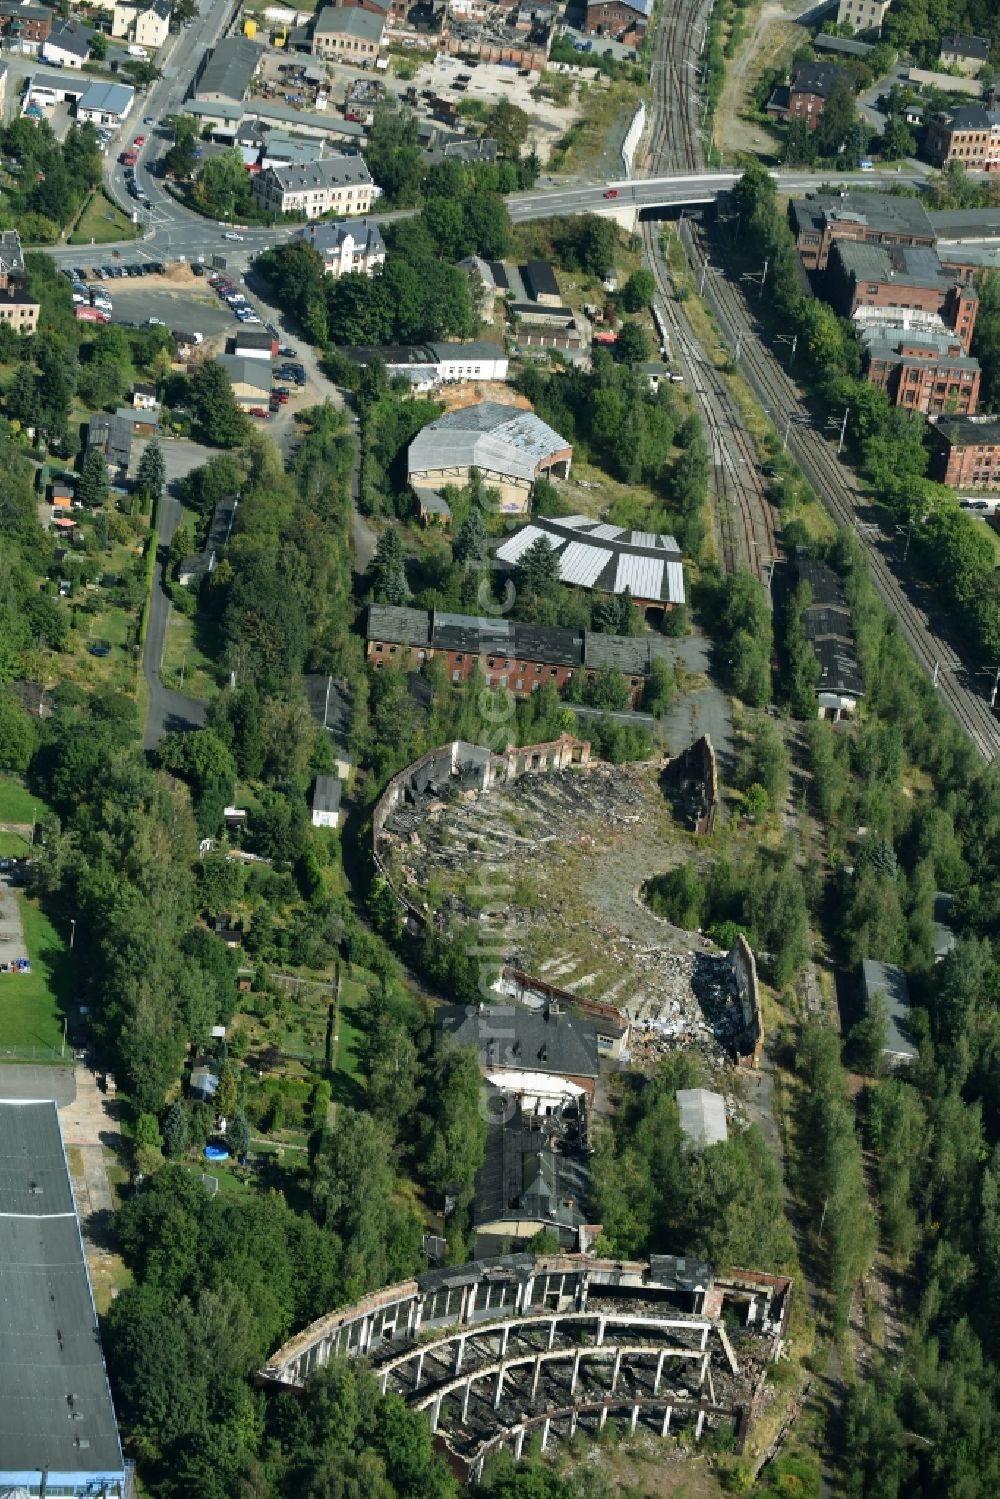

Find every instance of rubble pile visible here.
[379,759,756,1065]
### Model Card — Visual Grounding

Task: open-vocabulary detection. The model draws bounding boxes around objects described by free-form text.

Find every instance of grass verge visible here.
[68,189,139,246]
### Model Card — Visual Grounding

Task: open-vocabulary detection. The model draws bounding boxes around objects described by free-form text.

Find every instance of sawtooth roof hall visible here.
[0,1100,126,1497]
[495,514,685,615]
[407,401,572,515]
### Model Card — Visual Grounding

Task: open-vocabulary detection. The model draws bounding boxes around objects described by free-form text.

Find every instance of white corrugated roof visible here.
[559,541,611,588]
[590,522,623,540]
[614,553,664,599]
[664,560,685,603]
[409,401,570,485]
[554,514,594,529]
[495,526,558,564]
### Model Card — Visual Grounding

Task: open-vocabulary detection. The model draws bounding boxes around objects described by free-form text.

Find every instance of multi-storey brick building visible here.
[583,0,649,43]
[789,192,937,273]
[0,1,52,47]
[827,240,979,350]
[766,61,845,130]
[926,106,1000,172]
[862,327,980,415]
[365,605,672,707]
[928,415,1000,489]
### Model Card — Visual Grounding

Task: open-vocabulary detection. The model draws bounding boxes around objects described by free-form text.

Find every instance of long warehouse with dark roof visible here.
[407,401,572,515]
[365,605,673,707]
[495,515,685,616]
[0,1099,127,1497]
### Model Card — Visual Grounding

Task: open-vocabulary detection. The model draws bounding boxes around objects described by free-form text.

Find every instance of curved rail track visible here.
[685,226,1000,760]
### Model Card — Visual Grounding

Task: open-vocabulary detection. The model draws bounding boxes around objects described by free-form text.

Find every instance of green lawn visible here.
[68,190,138,246]
[0,832,29,857]
[0,777,48,825]
[0,896,70,1054]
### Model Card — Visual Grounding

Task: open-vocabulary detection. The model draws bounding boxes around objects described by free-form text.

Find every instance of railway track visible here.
[642,219,777,576]
[639,0,780,579]
[685,226,1000,760]
[645,0,707,173]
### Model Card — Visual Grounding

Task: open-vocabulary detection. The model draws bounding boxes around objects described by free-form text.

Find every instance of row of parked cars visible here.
[208,271,263,325]
[66,262,166,280]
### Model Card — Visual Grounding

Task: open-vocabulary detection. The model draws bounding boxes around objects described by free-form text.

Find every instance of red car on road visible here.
[603,188,619,199]
[133,135,145,146]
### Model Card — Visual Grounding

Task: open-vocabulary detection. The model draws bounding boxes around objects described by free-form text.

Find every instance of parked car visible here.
[248,407,269,418]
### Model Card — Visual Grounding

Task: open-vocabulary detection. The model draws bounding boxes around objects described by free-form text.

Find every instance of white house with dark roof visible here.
[296,217,385,277]
[252,152,377,218]
[41,17,92,66]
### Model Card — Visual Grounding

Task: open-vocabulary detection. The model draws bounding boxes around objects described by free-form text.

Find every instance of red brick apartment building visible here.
[766,61,844,130]
[928,415,1000,489]
[926,107,1000,172]
[365,605,671,707]
[0,2,52,44]
[864,331,980,415]
[789,192,937,272]
[827,240,979,351]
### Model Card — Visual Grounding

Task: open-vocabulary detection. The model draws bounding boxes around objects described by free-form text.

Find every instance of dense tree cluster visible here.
[592,1054,794,1272]
[0,116,102,242]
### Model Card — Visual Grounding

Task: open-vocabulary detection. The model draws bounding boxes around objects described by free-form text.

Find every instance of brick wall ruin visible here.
[372,735,591,922]
[730,933,763,1068]
[661,733,719,833]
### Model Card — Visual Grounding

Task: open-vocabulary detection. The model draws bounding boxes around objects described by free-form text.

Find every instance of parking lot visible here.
[0,873,27,973]
[245,46,591,162]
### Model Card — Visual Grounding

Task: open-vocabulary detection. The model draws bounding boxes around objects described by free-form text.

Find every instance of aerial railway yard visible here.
[641,0,781,582]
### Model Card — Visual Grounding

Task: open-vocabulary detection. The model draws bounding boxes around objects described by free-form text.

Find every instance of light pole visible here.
[776,333,797,365]
[69,919,76,951]
[826,407,850,454]
[782,413,809,449]
[699,256,710,296]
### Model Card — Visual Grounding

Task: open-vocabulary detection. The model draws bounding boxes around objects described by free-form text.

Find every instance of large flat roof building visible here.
[192,35,263,103]
[407,401,572,515]
[789,191,936,272]
[0,1099,127,1497]
[495,514,685,615]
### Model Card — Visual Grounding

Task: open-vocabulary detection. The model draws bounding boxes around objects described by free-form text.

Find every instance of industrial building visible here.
[215,353,271,410]
[796,557,864,719]
[0,1099,128,1498]
[407,401,571,514]
[365,604,673,707]
[345,339,508,388]
[928,413,1000,489]
[311,3,385,59]
[826,241,978,351]
[860,960,917,1069]
[860,324,981,415]
[191,36,264,104]
[495,515,685,616]
[261,1251,795,1483]
[789,192,937,273]
[583,0,649,43]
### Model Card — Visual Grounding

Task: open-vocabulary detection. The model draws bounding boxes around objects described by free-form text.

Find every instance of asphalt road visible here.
[140,438,214,750]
